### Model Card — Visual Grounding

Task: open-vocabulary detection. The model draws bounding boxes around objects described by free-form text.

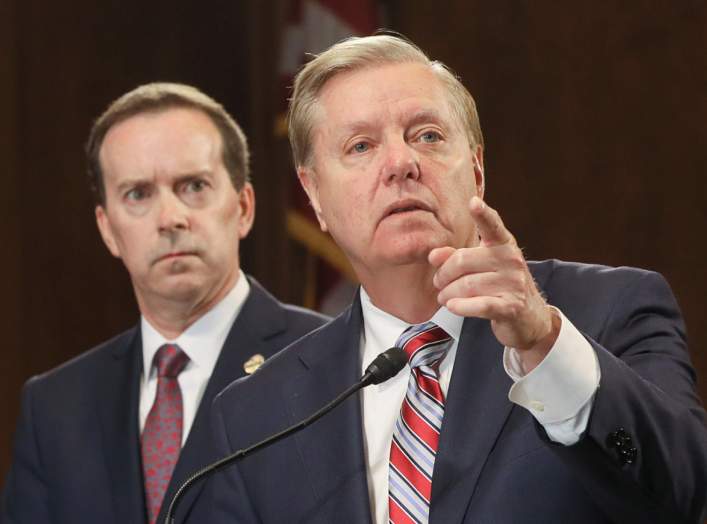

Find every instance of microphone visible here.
[164,346,407,524]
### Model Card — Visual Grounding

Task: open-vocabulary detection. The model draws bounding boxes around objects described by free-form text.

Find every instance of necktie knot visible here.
[396,321,452,369]
[153,344,189,378]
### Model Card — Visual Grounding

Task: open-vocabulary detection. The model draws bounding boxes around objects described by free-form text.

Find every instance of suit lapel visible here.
[282,295,373,523]
[160,280,290,523]
[429,262,555,523]
[97,328,146,524]
[430,317,514,524]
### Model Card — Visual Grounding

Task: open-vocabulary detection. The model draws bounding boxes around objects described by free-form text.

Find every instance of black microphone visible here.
[164,346,407,524]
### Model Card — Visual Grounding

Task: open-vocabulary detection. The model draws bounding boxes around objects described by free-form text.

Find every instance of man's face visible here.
[299,62,484,276]
[95,107,254,310]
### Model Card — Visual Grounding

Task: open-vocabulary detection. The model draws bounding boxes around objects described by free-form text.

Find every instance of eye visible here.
[350,141,370,154]
[125,186,149,201]
[183,178,209,193]
[418,130,442,144]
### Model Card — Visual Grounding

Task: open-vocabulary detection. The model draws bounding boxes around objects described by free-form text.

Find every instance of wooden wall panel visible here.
[0,0,23,480]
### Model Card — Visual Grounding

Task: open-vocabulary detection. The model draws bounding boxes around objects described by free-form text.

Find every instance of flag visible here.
[277,0,380,314]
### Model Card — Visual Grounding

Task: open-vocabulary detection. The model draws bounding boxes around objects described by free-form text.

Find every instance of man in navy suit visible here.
[0,83,327,524]
[206,35,707,523]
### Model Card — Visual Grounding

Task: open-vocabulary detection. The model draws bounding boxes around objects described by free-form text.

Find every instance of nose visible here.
[380,137,420,185]
[157,191,189,234]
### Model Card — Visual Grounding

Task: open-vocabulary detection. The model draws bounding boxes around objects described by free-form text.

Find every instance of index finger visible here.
[470,196,514,246]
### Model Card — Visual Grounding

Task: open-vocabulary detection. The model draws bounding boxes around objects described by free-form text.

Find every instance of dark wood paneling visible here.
[0,0,23,480]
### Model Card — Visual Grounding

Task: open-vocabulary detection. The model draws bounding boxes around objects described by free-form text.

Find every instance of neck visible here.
[359,262,440,324]
[137,275,238,340]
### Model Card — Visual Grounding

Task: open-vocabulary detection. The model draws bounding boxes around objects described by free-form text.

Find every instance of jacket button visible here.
[620,446,638,465]
[606,427,637,465]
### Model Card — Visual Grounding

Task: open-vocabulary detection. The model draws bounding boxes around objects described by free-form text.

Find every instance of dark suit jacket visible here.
[206,261,707,524]
[1,278,328,524]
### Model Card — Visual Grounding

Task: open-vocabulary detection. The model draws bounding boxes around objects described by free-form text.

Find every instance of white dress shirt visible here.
[139,271,250,446]
[358,288,600,524]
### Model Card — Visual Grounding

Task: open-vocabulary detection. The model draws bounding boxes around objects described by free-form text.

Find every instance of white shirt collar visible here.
[359,286,463,354]
[141,270,251,380]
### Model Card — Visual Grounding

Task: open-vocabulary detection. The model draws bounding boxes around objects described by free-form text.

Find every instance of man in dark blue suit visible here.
[0,83,327,524]
[206,35,707,523]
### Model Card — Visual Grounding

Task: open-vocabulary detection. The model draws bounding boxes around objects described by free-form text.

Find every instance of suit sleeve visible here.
[191,393,262,524]
[1,378,53,524]
[542,270,707,524]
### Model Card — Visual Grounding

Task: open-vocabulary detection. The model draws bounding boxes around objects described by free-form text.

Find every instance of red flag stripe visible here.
[316,0,377,34]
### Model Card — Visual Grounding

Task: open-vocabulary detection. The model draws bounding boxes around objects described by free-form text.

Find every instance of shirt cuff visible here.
[503,308,600,427]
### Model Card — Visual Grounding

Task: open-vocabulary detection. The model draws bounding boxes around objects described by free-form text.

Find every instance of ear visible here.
[297,166,328,232]
[95,206,121,258]
[473,144,485,200]
[236,182,256,239]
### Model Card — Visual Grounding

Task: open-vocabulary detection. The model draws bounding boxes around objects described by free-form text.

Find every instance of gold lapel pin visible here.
[243,353,265,375]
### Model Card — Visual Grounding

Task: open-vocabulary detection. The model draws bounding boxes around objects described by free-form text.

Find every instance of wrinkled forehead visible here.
[99,107,224,179]
[310,62,462,146]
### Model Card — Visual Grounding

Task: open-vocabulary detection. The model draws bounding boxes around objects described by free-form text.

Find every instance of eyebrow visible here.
[338,109,446,136]
[172,171,213,183]
[114,171,213,193]
[406,110,446,128]
[115,178,150,194]
[338,119,376,138]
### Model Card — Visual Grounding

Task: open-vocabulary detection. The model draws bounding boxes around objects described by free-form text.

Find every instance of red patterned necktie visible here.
[389,322,452,524]
[141,344,190,524]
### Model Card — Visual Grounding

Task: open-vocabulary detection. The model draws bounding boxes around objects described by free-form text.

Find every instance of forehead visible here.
[314,62,456,134]
[103,107,220,153]
[100,107,222,179]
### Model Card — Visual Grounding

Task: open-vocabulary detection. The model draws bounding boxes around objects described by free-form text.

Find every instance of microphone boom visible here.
[164,347,407,524]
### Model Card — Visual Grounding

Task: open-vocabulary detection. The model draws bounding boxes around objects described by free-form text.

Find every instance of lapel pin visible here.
[243,353,265,375]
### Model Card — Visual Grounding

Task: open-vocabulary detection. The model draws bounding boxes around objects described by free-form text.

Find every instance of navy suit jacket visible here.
[1,278,328,524]
[206,261,707,524]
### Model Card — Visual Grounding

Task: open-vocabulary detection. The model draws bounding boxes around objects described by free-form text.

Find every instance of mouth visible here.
[382,199,434,219]
[154,251,198,264]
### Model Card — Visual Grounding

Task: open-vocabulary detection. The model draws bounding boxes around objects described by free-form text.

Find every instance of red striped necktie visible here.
[388,322,452,524]
[141,344,190,524]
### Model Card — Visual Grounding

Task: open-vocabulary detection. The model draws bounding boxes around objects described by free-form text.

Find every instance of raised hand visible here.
[429,197,559,372]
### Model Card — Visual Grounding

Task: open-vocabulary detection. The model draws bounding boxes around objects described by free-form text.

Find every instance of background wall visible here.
[1,0,704,480]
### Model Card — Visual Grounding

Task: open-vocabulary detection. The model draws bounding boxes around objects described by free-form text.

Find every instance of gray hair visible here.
[287,34,484,168]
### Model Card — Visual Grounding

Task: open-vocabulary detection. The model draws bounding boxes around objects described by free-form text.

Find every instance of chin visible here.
[157,277,205,301]
[379,239,439,266]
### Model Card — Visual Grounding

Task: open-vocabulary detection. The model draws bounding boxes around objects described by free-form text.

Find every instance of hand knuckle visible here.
[510,247,524,266]
[464,275,475,294]
[506,300,522,318]
[512,273,526,290]
[458,249,472,268]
